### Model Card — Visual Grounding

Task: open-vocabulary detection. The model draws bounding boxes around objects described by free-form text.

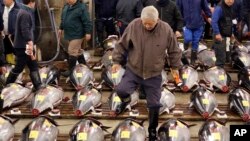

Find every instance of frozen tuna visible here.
[159,87,175,115]
[101,66,125,88]
[180,65,199,92]
[39,65,59,86]
[197,49,216,69]
[0,115,16,141]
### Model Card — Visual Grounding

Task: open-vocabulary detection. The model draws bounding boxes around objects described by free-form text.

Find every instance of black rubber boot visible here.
[5,71,19,85]
[148,107,159,141]
[115,96,131,115]
[30,71,42,91]
[78,54,86,64]
[61,56,77,77]
[191,50,197,66]
[184,43,189,50]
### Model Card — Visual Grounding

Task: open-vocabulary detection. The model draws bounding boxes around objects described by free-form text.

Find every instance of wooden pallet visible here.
[2,102,243,122]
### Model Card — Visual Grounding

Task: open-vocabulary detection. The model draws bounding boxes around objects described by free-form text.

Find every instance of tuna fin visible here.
[126,105,131,111]
[101,126,111,133]
[177,119,196,128]
[215,108,225,114]
[206,118,227,126]
[0,115,19,124]
[40,115,59,126]
[189,102,193,108]
[66,77,69,83]
[165,108,170,114]
[229,102,233,109]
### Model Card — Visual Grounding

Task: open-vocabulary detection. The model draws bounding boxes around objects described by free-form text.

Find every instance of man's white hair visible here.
[141,6,159,21]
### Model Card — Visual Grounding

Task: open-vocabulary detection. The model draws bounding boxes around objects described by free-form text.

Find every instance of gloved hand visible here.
[170,68,183,87]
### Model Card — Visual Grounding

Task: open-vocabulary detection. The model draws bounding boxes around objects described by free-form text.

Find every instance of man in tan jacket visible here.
[112,6,182,141]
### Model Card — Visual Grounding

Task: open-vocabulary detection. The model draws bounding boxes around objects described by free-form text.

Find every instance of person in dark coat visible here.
[212,0,236,67]
[95,0,118,46]
[0,3,6,74]
[242,0,250,32]
[5,0,42,90]
[59,0,92,77]
[177,0,212,65]
[116,0,143,35]
[112,6,182,141]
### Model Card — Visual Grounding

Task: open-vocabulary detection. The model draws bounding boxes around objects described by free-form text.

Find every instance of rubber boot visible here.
[148,107,160,141]
[191,50,197,66]
[115,96,131,115]
[78,54,86,65]
[5,71,19,85]
[30,71,42,91]
[61,56,77,77]
[226,51,231,63]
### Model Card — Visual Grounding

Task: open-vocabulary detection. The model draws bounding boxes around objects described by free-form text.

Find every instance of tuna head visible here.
[39,65,59,86]
[0,115,15,141]
[228,88,250,121]
[232,51,250,69]
[21,116,59,141]
[111,118,146,141]
[103,35,118,51]
[70,64,94,90]
[101,66,125,88]
[31,85,64,115]
[1,83,32,109]
[108,90,139,115]
[238,66,250,91]
[69,118,108,141]
[197,49,216,69]
[159,87,175,115]
[0,64,23,84]
[101,50,113,69]
[199,120,229,141]
[190,87,218,119]
[203,66,231,92]
[158,119,190,141]
[72,88,102,116]
[180,65,199,92]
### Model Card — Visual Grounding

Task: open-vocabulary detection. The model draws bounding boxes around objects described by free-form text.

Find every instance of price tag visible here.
[41,73,47,79]
[112,73,118,78]
[219,75,225,80]
[79,95,87,101]
[242,100,249,107]
[37,95,45,102]
[77,132,87,140]
[76,73,83,78]
[43,119,51,127]
[107,42,112,46]
[11,84,18,88]
[0,118,5,125]
[121,131,130,138]
[212,57,216,61]
[114,96,121,102]
[109,56,112,60]
[0,95,4,99]
[169,130,178,137]
[202,99,209,105]
[182,73,188,79]
[29,130,39,139]
[212,132,221,140]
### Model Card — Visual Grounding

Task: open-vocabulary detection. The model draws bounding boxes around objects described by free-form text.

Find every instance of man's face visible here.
[66,0,76,5]
[3,0,14,7]
[224,0,234,6]
[142,18,158,31]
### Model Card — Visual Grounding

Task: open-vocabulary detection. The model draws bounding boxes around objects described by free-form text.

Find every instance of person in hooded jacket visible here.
[212,0,236,68]
[242,0,250,33]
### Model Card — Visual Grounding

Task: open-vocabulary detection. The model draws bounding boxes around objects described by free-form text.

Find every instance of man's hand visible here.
[0,66,7,74]
[85,34,91,41]
[215,34,222,42]
[112,64,121,73]
[170,68,183,87]
[175,31,182,38]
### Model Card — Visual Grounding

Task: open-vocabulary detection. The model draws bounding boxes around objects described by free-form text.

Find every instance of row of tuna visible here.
[0,115,233,141]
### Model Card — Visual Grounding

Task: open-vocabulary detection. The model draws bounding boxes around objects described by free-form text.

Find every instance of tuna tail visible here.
[101,126,112,133]
[0,115,19,124]
[177,118,196,128]
[39,115,58,126]
[206,118,227,126]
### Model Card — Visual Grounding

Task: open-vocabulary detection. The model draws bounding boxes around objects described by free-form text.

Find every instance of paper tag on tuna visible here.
[0,118,5,125]
[0,95,4,99]
[182,73,188,79]
[76,73,83,78]
[29,130,39,139]
[107,42,112,46]
[5,73,9,78]
[114,96,121,102]
[212,57,216,61]
[11,84,18,88]
[169,130,178,137]
[77,132,87,140]
[242,100,249,107]
[43,119,51,127]
[202,99,209,105]
[212,132,221,140]
[37,95,45,102]
[121,131,130,138]
[41,73,47,79]
[79,95,87,101]
[219,75,225,80]
[112,73,118,78]
[109,55,112,60]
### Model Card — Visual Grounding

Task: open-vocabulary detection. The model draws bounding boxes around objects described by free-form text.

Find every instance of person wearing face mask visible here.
[153,0,183,37]
[112,6,182,141]
[212,0,235,68]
